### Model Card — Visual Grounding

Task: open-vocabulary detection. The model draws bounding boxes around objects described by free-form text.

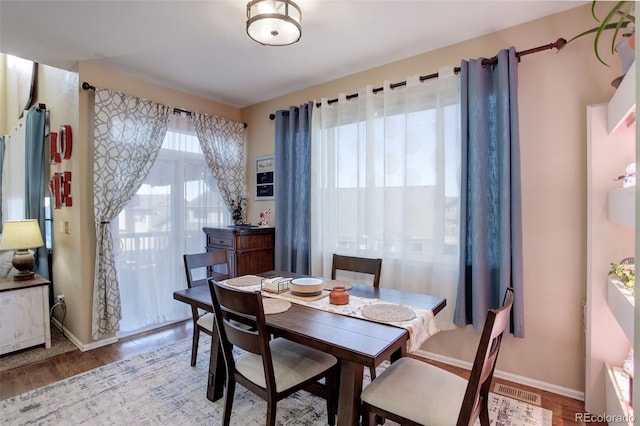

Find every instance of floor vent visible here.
[493,383,542,406]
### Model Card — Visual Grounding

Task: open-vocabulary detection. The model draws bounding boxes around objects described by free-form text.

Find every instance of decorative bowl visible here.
[290,278,324,296]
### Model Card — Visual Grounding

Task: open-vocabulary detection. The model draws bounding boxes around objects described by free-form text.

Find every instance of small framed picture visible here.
[255,155,274,200]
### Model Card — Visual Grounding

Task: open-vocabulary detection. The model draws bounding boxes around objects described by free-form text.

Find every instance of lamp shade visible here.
[0,219,45,250]
[246,0,301,46]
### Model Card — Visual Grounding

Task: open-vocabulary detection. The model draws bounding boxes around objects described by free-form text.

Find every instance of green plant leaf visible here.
[569,1,635,67]
[594,2,626,65]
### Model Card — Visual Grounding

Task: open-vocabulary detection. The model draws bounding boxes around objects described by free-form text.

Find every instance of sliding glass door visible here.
[112,115,231,335]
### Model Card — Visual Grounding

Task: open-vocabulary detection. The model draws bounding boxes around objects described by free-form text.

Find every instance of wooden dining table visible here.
[173,270,446,426]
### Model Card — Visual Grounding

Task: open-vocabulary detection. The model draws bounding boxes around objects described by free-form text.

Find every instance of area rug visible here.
[1,336,551,425]
[0,326,77,373]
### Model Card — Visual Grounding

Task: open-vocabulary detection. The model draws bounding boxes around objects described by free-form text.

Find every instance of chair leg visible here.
[362,404,377,426]
[266,401,277,426]
[191,328,200,367]
[479,402,490,426]
[368,367,385,425]
[223,380,235,426]
[325,368,338,426]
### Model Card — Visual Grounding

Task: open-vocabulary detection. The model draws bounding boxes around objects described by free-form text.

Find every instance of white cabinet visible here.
[0,276,51,355]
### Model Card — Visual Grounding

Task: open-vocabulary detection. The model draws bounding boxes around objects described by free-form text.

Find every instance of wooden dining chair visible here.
[208,279,338,426]
[331,254,382,288]
[332,253,383,382]
[183,250,230,367]
[361,288,515,426]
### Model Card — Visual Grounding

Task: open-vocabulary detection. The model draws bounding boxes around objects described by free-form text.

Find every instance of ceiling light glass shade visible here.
[246,0,302,46]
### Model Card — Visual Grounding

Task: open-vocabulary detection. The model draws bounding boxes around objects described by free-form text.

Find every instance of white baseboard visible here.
[51,318,118,352]
[415,350,585,401]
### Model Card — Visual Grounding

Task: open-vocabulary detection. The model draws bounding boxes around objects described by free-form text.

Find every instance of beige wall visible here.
[38,64,80,337]
[242,5,623,394]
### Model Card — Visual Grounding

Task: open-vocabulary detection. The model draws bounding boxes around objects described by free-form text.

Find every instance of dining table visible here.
[173,270,446,426]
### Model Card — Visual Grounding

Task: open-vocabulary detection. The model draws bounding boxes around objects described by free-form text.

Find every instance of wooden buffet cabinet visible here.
[204,227,275,277]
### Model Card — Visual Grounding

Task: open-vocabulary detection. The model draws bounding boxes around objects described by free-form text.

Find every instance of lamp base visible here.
[12,249,36,281]
[13,271,36,281]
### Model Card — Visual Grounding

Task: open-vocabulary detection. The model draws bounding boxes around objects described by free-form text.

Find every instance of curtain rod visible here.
[268,37,567,120]
[81,82,248,128]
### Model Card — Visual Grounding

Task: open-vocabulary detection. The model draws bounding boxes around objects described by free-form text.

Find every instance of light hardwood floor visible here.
[0,320,603,425]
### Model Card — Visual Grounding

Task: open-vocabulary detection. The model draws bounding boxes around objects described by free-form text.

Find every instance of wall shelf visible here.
[607,277,635,344]
[608,186,636,228]
[608,60,636,134]
[605,364,633,426]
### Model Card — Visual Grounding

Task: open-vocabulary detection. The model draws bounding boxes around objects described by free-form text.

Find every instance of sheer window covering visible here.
[311,70,461,329]
[2,117,27,223]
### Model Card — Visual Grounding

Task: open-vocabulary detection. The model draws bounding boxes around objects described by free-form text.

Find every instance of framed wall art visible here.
[255,155,274,200]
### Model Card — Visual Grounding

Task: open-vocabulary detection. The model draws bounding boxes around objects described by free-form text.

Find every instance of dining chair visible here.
[183,250,230,367]
[361,287,515,426]
[331,254,382,288]
[332,253,383,382]
[208,279,338,426]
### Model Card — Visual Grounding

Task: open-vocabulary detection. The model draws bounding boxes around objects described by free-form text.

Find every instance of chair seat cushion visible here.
[196,313,214,331]
[361,357,468,425]
[236,338,337,393]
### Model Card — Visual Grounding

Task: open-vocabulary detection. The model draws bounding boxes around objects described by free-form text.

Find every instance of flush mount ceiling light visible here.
[246,0,302,46]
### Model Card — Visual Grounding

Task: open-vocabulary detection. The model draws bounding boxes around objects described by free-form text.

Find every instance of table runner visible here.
[221,278,439,353]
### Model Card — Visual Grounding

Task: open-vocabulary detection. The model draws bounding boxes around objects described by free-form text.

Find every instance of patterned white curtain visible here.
[92,88,171,340]
[192,112,247,222]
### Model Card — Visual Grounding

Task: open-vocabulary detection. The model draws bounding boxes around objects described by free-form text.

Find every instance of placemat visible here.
[262,298,292,315]
[224,275,263,287]
[322,279,353,291]
[361,303,416,322]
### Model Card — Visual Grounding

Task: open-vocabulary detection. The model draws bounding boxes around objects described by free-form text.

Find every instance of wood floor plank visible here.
[0,320,604,425]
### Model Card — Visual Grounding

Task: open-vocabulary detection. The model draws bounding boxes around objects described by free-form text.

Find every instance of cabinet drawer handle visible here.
[218,240,225,244]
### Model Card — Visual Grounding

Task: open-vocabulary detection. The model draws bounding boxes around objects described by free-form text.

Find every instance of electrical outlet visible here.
[56,294,65,303]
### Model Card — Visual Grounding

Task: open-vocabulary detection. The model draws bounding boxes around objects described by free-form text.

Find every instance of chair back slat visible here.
[331,254,382,287]
[457,287,514,426]
[184,251,230,288]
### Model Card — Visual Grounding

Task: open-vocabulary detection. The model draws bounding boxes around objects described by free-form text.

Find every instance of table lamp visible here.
[0,219,45,281]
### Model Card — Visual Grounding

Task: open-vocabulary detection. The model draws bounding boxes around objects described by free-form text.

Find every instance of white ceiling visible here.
[0,1,587,108]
